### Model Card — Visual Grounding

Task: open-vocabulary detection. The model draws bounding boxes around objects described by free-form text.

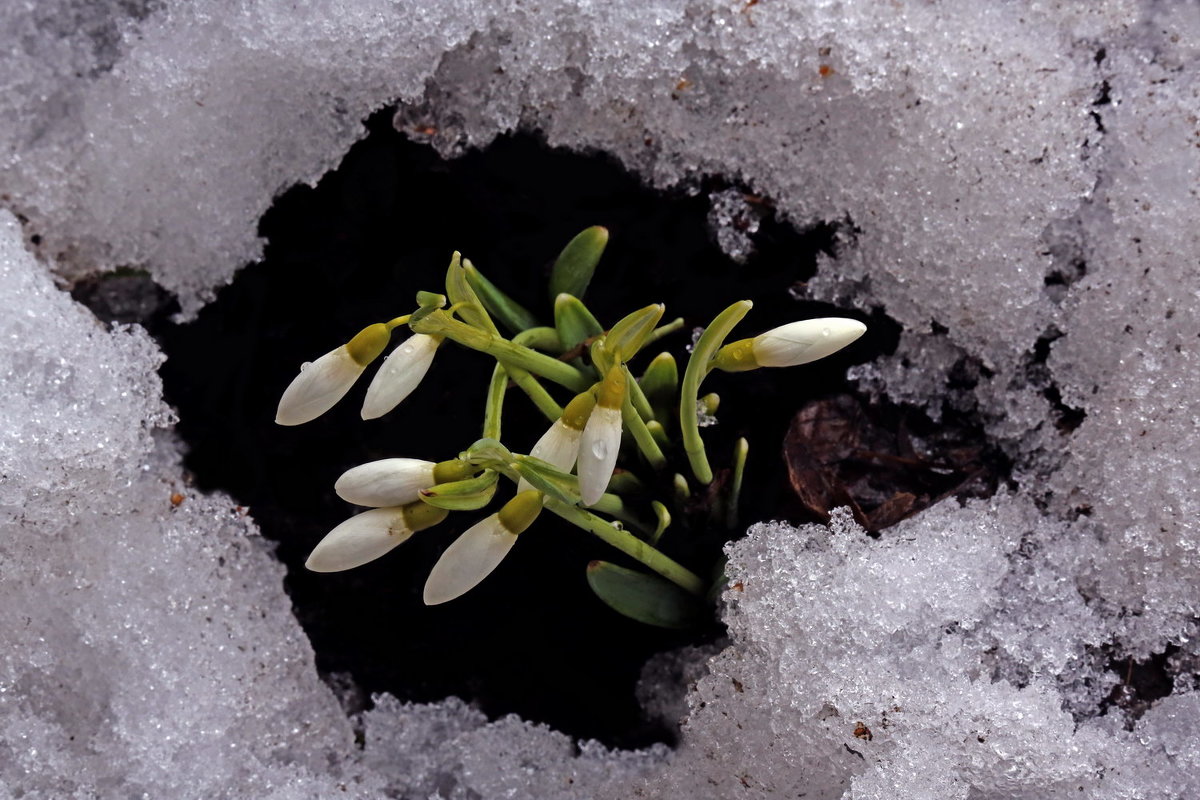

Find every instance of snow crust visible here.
[2,0,1199,797]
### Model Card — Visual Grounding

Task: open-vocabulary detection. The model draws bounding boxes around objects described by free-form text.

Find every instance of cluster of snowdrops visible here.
[275,227,865,626]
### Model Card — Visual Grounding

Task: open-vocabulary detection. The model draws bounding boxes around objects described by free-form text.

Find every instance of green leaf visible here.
[418,470,499,511]
[549,226,608,301]
[680,300,753,484]
[650,500,671,545]
[415,291,447,309]
[586,561,703,629]
[553,293,603,353]
[464,263,540,334]
[726,437,748,529]
[640,352,679,425]
[606,304,665,362]
[464,438,513,468]
[512,326,565,355]
[446,254,499,335]
[511,454,582,505]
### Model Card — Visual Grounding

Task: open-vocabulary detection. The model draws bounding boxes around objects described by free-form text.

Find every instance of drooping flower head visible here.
[423,490,543,605]
[306,502,449,573]
[361,333,442,420]
[577,366,625,506]
[516,390,596,494]
[275,323,391,426]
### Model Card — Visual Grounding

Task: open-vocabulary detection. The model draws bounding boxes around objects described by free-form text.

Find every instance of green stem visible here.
[511,371,563,421]
[644,317,685,347]
[622,391,668,469]
[624,365,656,422]
[591,493,653,537]
[726,437,748,529]
[546,499,704,595]
[680,300,753,484]
[412,311,592,392]
[483,363,507,440]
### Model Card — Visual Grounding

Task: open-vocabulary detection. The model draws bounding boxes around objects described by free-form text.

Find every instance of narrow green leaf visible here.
[640,352,679,424]
[511,454,582,505]
[446,254,499,335]
[650,500,671,545]
[483,363,507,440]
[726,437,748,530]
[465,263,540,334]
[586,561,703,629]
[549,226,608,301]
[418,470,499,511]
[554,293,604,353]
[606,303,666,362]
[464,438,513,467]
[415,291,447,309]
[512,326,565,354]
[680,300,753,484]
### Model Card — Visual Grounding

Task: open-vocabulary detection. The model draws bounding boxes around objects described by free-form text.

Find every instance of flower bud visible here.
[334,458,436,507]
[361,334,441,420]
[305,502,448,573]
[276,323,390,426]
[423,490,543,605]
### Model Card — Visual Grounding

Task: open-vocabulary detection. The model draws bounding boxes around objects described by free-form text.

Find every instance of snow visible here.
[3,0,1200,797]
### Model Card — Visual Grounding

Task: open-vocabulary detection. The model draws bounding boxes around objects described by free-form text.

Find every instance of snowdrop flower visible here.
[713,317,866,372]
[578,367,625,506]
[516,391,596,493]
[361,333,442,420]
[423,490,542,605]
[276,324,391,426]
[335,458,476,507]
[305,502,449,573]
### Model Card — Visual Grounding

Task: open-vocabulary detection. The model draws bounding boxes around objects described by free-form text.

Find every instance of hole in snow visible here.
[117,108,1008,748]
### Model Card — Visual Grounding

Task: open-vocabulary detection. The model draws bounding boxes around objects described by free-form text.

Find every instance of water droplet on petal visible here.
[300,361,312,371]
[591,440,608,459]
[821,327,831,337]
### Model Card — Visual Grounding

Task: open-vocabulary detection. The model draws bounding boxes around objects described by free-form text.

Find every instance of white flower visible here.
[361,334,440,420]
[305,503,448,573]
[423,491,542,605]
[577,368,625,506]
[751,318,866,367]
[515,390,594,493]
[276,324,390,426]
[578,405,622,506]
[276,347,365,426]
[335,458,437,507]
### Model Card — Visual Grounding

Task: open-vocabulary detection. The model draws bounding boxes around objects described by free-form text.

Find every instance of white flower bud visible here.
[577,405,622,506]
[423,492,541,605]
[516,420,582,493]
[751,318,866,367]
[306,508,408,572]
[361,334,440,420]
[276,346,364,426]
[422,515,516,605]
[335,458,436,507]
[306,503,448,573]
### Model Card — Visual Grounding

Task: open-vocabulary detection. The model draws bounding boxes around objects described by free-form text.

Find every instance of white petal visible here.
[276,347,364,426]
[423,515,518,605]
[305,507,413,572]
[751,318,867,367]
[517,420,582,493]
[335,458,436,507]
[361,334,439,420]
[577,405,622,506]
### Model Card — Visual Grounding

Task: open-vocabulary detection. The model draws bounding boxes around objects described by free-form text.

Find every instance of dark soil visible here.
[93,109,1004,749]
